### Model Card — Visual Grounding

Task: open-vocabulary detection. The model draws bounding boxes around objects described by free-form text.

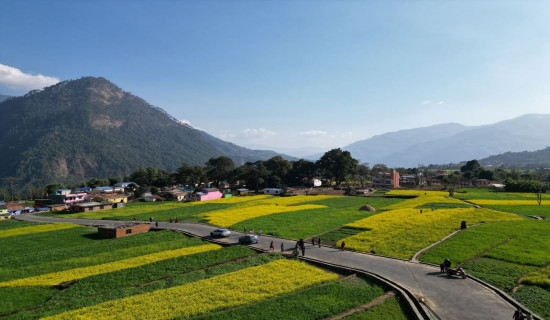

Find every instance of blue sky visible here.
[1,1,549,156]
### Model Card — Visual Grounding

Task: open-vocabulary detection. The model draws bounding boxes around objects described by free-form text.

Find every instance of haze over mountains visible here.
[0,77,289,186]
[339,114,550,168]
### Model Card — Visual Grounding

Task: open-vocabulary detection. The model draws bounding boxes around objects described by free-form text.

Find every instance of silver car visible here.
[210,228,231,238]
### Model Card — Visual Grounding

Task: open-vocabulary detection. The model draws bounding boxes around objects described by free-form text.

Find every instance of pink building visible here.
[193,188,223,201]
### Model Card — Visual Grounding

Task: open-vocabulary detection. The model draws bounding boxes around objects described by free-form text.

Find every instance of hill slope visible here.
[342,114,550,167]
[480,147,550,168]
[0,77,286,186]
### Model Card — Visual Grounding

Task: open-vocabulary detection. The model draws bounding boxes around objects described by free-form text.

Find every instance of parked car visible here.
[238,235,259,245]
[210,228,231,238]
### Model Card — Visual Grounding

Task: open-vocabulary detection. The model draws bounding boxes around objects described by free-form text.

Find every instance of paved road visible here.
[15,215,518,320]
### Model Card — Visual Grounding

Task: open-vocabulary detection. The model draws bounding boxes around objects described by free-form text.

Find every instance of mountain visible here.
[480,147,550,168]
[0,77,290,186]
[342,114,550,167]
[0,94,13,103]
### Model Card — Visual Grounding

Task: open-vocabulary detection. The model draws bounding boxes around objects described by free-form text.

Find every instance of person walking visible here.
[169,217,173,223]
[311,237,315,246]
[341,241,346,251]
[133,216,137,222]
[258,228,262,236]
[269,241,274,251]
[175,217,179,223]
[244,226,247,234]
[155,221,159,227]
[280,242,285,253]
[149,217,153,223]
[293,242,299,257]
[318,238,322,248]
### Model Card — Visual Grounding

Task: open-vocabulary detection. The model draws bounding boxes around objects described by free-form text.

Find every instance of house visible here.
[70,202,113,212]
[192,188,223,201]
[235,188,249,196]
[95,194,129,204]
[53,189,72,195]
[51,192,87,205]
[94,186,114,193]
[264,188,283,195]
[46,204,67,211]
[34,199,52,208]
[97,223,150,239]
[472,179,492,187]
[372,170,400,188]
[158,190,189,201]
[77,187,93,193]
[0,205,9,220]
[114,182,138,188]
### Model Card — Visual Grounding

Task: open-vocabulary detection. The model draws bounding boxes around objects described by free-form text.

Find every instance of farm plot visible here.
[420,220,550,318]
[1,219,408,320]
[227,196,405,240]
[341,206,521,259]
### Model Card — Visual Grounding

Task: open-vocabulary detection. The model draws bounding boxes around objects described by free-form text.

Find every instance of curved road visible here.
[15,215,522,320]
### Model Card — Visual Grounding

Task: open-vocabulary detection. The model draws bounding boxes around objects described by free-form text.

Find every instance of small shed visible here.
[97,223,150,239]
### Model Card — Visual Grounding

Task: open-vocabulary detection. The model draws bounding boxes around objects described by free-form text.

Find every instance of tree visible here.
[370,164,389,178]
[239,161,270,192]
[205,156,235,188]
[287,159,317,186]
[264,156,292,188]
[316,148,358,186]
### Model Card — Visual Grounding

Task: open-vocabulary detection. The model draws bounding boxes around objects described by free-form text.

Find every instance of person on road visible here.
[301,244,305,256]
[149,217,153,222]
[311,237,315,246]
[258,228,262,236]
[341,241,346,251]
[269,241,274,251]
[169,218,172,223]
[244,226,247,234]
[281,242,285,253]
[441,258,452,272]
[293,242,299,257]
[155,221,159,227]
[175,217,179,223]
[133,216,137,222]
[318,238,321,247]
[513,308,526,320]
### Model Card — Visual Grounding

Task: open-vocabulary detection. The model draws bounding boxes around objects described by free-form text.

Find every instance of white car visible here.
[210,228,231,238]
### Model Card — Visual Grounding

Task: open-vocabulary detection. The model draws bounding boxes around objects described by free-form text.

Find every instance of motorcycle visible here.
[446,266,467,279]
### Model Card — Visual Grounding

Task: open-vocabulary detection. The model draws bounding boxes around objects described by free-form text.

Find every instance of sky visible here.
[1,1,550,157]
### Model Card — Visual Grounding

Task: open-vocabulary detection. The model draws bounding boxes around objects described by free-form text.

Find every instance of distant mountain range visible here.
[479,147,550,169]
[338,114,550,168]
[0,77,290,186]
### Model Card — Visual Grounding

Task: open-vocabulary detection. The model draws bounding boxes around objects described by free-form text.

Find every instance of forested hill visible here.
[0,94,13,103]
[0,77,286,186]
[480,147,550,168]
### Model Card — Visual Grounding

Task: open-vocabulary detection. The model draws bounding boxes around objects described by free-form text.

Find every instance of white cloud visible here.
[421,100,445,105]
[241,128,277,137]
[299,130,327,137]
[0,63,59,91]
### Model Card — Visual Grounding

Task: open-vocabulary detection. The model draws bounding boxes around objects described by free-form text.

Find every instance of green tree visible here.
[316,148,358,186]
[287,159,317,186]
[265,156,292,188]
[205,156,235,188]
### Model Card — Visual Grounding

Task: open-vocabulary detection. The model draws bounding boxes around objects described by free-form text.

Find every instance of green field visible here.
[420,219,550,318]
[1,220,410,320]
